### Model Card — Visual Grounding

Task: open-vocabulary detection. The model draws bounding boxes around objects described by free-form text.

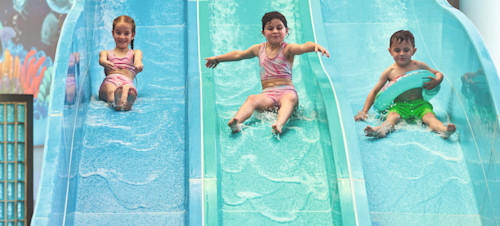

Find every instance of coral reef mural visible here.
[1,0,70,145]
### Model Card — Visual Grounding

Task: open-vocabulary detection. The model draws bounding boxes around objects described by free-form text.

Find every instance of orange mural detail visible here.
[0,49,20,80]
[1,49,47,98]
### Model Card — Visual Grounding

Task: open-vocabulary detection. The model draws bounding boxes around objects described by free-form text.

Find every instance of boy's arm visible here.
[418,61,443,89]
[285,41,330,58]
[205,44,260,68]
[133,49,144,72]
[354,68,391,121]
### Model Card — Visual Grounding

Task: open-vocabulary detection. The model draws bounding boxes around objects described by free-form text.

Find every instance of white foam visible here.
[80,168,161,186]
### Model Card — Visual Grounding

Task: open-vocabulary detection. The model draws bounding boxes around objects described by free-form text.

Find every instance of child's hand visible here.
[205,56,219,68]
[102,60,116,71]
[354,111,368,121]
[135,62,144,72]
[423,76,440,90]
[315,44,330,58]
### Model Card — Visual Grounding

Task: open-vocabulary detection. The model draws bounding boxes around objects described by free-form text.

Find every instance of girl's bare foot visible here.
[272,123,283,134]
[228,118,241,133]
[123,90,136,111]
[440,123,456,139]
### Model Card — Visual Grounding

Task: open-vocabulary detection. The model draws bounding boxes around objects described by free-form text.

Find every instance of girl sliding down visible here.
[99,15,143,111]
[205,11,329,134]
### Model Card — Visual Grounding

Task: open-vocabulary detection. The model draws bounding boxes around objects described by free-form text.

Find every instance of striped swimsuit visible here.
[258,42,297,106]
[100,49,137,95]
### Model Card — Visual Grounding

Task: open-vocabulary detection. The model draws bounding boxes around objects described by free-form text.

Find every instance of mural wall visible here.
[0,0,73,145]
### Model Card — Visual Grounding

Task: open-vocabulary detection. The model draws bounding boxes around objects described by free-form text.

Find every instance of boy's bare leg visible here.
[365,112,401,138]
[422,112,456,139]
[272,93,298,134]
[228,94,274,133]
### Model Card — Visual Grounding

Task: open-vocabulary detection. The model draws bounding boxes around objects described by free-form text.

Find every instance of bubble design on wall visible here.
[46,0,75,14]
[41,13,59,46]
[12,0,28,14]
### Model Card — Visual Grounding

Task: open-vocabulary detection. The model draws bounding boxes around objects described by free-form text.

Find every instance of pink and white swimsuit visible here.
[100,49,138,95]
[258,42,297,106]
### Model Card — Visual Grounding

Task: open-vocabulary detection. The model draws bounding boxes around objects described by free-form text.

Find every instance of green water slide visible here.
[199,0,370,225]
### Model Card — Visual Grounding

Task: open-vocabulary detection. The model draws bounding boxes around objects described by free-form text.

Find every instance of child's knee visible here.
[121,85,131,93]
[246,95,261,104]
[387,111,400,118]
[283,93,298,103]
[386,112,401,121]
[421,111,435,118]
[107,89,115,97]
[422,112,441,126]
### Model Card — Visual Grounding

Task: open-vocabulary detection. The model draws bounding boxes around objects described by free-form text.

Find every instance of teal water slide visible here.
[32,0,499,225]
[199,0,368,225]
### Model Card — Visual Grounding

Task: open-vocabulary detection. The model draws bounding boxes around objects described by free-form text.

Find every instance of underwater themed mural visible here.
[1,0,71,145]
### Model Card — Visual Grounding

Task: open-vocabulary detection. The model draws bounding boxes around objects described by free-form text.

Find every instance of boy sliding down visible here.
[354,30,456,139]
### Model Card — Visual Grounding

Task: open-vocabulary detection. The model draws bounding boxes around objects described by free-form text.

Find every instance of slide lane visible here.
[314,0,500,225]
[33,0,202,225]
[199,0,369,225]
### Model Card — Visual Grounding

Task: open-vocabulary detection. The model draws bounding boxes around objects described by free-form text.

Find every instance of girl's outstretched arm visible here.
[133,49,144,72]
[205,44,261,68]
[285,41,330,58]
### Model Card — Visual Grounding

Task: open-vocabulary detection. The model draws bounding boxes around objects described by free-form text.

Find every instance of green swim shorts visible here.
[387,99,434,121]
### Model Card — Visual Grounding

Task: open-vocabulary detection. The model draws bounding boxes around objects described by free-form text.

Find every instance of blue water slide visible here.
[312,0,500,225]
[32,0,202,225]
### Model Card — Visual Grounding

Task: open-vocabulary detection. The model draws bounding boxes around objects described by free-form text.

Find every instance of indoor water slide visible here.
[32,0,202,225]
[32,0,500,226]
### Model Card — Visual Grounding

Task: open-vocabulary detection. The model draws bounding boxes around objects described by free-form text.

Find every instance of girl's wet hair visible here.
[113,15,136,49]
[390,30,415,48]
[261,11,287,31]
